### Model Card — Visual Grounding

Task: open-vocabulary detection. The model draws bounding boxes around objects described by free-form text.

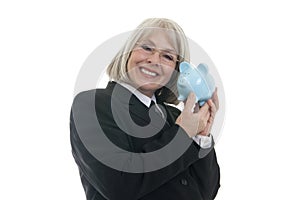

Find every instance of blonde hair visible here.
[106,18,190,104]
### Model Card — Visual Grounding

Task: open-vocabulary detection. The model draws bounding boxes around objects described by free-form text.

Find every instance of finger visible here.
[198,109,210,131]
[214,87,218,94]
[212,88,219,110]
[193,102,200,113]
[198,102,209,115]
[199,122,211,136]
[208,116,213,123]
[207,123,213,135]
[184,92,197,112]
[212,88,218,101]
[207,99,217,116]
[208,116,214,123]
[204,110,210,122]
[207,99,214,107]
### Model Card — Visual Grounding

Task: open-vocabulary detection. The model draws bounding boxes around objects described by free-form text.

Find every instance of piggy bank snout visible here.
[178,76,188,85]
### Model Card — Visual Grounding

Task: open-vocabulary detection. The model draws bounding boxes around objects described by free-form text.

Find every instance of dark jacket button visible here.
[180,178,188,186]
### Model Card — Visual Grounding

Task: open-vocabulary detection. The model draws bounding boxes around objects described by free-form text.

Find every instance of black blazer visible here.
[70,81,220,200]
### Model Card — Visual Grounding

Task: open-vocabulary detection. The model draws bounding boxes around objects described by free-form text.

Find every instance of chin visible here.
[138,82,161,90]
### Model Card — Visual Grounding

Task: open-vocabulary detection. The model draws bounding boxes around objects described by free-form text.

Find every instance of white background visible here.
[1,0,300,199]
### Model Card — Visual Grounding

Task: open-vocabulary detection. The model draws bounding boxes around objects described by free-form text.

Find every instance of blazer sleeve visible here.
[191,143,221,200]
[70,90,214,200]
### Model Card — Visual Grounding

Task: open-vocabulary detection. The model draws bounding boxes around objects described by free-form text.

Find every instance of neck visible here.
[138,88,155,98]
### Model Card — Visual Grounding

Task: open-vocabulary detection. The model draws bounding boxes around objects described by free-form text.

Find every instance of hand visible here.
[211,87,219,111]
[176,93,210,138]
[198,89,219,136]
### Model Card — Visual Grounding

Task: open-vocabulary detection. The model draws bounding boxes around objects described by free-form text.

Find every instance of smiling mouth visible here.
[140,67,158,77]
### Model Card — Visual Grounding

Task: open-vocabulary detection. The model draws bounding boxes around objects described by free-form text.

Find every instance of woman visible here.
[70,18,220,200]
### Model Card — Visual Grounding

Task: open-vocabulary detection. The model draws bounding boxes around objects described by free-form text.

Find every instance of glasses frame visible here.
[134,42,181,66]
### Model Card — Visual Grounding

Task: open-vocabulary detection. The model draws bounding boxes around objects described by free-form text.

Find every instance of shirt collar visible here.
[119,82,156,108]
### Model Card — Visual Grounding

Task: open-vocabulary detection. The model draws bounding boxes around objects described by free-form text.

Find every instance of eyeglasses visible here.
[134,42,180,66]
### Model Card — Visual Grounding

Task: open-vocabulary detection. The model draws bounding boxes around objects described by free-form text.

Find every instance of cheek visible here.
[162,66,176,82]
[126,55,134,71]
[127,51,144,67]
[165,65,176,76]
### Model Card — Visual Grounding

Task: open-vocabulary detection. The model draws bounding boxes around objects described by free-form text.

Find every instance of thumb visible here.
[184,92,196,112]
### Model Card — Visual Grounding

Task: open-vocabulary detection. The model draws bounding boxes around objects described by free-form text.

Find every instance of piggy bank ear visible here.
[197,63,208,74]
[179,62,190,72]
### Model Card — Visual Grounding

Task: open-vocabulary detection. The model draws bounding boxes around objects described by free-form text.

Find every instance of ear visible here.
[197,63,208,74]
[179,62,190,72]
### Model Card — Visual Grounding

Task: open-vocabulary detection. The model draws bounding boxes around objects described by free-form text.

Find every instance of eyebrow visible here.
[143,39,177,54]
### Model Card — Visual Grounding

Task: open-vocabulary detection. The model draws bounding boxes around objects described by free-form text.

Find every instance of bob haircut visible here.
[106,18,190,104]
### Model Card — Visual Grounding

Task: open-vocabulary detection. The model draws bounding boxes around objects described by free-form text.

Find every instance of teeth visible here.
[141,68,157,77]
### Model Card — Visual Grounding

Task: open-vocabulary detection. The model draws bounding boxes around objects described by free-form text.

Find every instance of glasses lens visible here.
[140,44,153,53]
[161,52,177,64]
[136,43,178,65]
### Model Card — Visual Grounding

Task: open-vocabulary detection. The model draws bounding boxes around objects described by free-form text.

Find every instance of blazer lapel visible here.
[105,81,170,129]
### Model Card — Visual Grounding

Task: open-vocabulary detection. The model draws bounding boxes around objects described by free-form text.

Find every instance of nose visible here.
[146,51,161,65]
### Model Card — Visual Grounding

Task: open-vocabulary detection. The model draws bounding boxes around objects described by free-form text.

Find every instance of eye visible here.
[162,53,174,62]
[141,44,153,52]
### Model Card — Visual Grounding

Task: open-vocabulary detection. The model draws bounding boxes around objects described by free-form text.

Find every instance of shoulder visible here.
[71,88,113,116]
[73,88,111,103]
[72,81,117,101]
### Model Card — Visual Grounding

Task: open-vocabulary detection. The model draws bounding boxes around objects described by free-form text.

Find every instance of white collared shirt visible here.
[119,82,212,149]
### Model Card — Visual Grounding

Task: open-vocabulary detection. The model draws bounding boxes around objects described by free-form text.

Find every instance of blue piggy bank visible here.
[177,62,215,106]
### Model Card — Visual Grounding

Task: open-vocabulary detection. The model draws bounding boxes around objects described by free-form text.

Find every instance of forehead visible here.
[139,28,179,51]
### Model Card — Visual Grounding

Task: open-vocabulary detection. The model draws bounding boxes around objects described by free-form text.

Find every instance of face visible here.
[127,31,178,97]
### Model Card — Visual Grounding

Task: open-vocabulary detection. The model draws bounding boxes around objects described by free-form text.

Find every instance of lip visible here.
[139,66,160,77]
